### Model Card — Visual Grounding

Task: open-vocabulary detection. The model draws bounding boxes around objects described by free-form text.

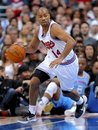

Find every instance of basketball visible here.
[6,44,26,63]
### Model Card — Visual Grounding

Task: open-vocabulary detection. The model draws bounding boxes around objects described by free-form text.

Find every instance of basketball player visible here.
[19,7,87,123]
[36,78,76,116]
[36,78,87,116]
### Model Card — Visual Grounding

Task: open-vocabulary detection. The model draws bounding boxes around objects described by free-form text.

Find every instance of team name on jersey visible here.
[41,40,55,49]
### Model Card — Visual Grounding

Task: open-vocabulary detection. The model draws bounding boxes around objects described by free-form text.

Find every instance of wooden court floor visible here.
[0,113,98,130]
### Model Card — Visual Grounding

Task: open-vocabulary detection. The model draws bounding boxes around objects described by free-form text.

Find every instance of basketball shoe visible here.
[17,111,37,124]
[64,102,76,116]
[75,95,87,118]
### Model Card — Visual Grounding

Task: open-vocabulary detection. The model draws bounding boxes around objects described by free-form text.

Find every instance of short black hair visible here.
[17,64,29,75]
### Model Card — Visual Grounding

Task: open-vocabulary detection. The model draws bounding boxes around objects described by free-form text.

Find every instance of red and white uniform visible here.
[38,20,74,62]
[37,20,79,91]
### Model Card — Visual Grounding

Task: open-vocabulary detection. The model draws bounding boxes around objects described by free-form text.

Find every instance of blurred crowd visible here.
[0,0,98,116]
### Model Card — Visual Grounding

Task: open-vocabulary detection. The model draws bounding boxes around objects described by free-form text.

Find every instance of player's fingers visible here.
[49,63,55,68]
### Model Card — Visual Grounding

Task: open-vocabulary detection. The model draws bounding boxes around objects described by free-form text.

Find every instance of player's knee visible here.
[30,77,41,89]
[45,82,58,97]
[52,78,60,86]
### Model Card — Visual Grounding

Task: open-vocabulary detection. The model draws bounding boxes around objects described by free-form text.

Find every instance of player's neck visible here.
[42,20,50,29]
[42,23,50,36]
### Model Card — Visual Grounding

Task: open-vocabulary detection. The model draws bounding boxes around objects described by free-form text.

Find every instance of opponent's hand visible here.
[49,58,63,68]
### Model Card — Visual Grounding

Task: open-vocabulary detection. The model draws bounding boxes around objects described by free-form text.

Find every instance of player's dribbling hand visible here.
[49,58,62,68]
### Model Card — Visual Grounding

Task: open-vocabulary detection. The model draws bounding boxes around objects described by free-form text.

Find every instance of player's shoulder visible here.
[50,20,64,34]
[51,20,61,29]
[50,20,65,37]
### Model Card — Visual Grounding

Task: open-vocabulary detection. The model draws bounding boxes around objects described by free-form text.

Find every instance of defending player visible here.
[36,78,76,116]
[36,78,87,116]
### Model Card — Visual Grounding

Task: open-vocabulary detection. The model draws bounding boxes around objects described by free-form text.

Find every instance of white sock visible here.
[29,105,36,115]
[76,97,84,105]
[41,97,49,105]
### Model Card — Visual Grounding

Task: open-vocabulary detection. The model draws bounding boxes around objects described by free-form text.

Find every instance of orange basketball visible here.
[6,44,26,63]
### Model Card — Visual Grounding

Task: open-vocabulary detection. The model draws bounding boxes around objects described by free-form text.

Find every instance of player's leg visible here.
[62,86,87,118]
[37,78,75,116]
[36,78,60,116]
[18,60,56,123]
[29,69,50,113]
[51,89,75,116]
[37,78,78,116]
[55,58,87,118]
[18,69,50,123]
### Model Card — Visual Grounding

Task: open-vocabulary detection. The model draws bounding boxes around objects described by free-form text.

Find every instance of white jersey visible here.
[37,20,79,91]
[38,20,75,63]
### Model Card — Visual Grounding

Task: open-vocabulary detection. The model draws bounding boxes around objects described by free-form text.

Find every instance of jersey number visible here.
[52,50,61,58]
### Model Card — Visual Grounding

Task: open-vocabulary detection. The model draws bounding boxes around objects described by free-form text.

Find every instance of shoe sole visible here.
[64,106,76,116]
[17,118,37,124]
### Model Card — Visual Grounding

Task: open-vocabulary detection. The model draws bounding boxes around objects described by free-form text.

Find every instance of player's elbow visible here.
[67,40,76,48]
[70,39,76,47]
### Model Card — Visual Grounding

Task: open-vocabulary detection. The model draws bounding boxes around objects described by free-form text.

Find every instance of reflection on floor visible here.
[0,113,98,130]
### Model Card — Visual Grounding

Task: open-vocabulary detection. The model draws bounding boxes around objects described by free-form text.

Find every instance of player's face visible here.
[37,10,50,26]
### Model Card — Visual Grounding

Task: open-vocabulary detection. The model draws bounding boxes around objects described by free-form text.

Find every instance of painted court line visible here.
[15,119,65,130]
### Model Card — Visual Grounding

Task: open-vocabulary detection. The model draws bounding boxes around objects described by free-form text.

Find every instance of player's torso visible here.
[38,20,74,61]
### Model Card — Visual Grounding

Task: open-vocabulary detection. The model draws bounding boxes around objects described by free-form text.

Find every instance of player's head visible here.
[37,7,50,26]
[78,57,87,73]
